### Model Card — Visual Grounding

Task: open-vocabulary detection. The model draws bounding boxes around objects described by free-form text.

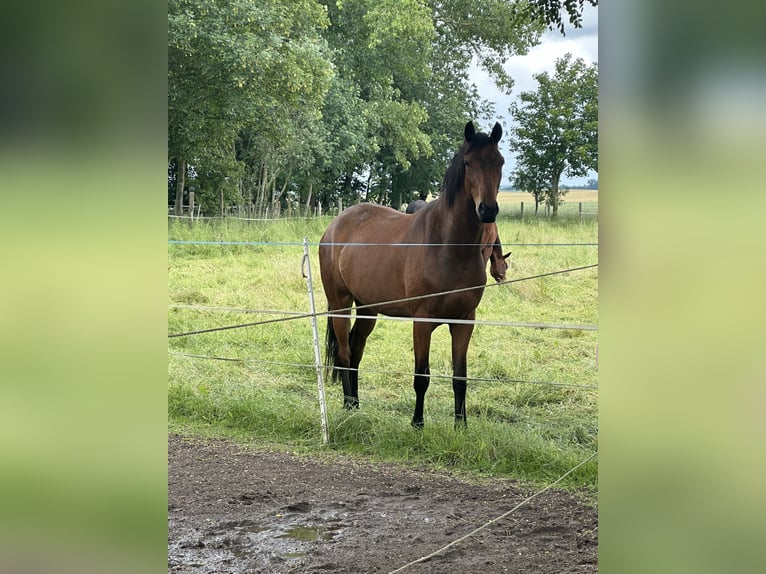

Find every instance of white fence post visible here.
[303,237,329,444]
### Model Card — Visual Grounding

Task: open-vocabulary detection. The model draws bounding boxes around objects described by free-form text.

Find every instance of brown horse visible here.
[404,199,427,214]
[482,224,512,282]
[407,201,511,281]
[318,121,504,428]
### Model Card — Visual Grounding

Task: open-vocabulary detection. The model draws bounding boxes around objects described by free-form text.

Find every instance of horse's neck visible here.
[435,193,483,246]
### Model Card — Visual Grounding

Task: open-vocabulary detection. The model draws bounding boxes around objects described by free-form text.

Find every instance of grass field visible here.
[499,189,598,203]
[496,189,599,219]
[168,206,598,488]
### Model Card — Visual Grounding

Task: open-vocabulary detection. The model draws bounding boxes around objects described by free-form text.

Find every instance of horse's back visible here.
[322,203,410,242]
[319,203,431,312]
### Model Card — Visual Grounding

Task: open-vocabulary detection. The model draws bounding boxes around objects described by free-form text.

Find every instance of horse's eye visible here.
[463,160,469,168]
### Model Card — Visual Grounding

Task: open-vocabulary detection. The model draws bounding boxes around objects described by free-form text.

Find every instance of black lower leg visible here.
[453,377,467,428]
[411,370,430,429]
[342,370,358,409]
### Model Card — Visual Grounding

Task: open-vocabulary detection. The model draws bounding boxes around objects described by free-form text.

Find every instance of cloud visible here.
[506,4,598,98]
[471,4,599,185]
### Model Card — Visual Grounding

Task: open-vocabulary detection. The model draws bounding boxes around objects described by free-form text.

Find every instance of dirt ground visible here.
[168,434,597,573]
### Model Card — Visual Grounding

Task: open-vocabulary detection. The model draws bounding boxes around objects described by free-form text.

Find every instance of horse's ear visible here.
[503,251,512,260]
[490,122,502,143]
[464,121,475,143]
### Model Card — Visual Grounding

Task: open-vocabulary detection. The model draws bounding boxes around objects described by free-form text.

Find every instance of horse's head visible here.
[489,250,512,282]
[463,121,504,223]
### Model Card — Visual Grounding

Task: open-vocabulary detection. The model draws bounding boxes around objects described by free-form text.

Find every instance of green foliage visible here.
[509,53,598,216]
[168,0,550,215]
[527,0,598,35]
[168,0,333,210]
[168,215,598,488]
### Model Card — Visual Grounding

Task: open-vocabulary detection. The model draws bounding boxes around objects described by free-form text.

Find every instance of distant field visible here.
[495,189,598,219]
[499,189,598,204]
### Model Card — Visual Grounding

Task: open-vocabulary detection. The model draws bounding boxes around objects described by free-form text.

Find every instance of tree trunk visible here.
[305,184,313,217]
[551,171,561,219]
[362,172,371,203]
[256,162,267,217]
[271,178,278,218]
[174,159,185,216]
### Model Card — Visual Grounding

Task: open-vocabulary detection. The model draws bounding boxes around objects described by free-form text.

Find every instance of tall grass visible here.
[168,211,598,489]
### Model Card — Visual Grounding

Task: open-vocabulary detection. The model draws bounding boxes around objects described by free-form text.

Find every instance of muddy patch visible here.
[168,434,597,573]
[169,513,344,572]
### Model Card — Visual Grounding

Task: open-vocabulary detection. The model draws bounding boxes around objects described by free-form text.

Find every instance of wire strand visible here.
[169,239,598,247]
[386,451,599,574]
[169,305,598,332]
[168,351,598,390]
[168,263,598,338]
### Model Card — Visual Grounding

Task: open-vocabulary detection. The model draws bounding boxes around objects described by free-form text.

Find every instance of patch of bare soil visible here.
[168,435,597,573]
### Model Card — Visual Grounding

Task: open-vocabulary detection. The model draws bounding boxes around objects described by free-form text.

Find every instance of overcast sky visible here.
[473,3,599,187]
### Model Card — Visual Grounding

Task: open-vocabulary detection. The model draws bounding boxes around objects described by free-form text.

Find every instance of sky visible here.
[473,3,599,187]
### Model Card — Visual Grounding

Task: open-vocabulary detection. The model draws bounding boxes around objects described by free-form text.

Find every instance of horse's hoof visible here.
[343,401,359,410]
[411,419,424,430]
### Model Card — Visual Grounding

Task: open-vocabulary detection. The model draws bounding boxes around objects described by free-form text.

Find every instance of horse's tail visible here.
[324,311,341,382]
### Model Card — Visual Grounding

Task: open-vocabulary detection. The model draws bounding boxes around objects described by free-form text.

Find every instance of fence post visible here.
[303,238,330,445]
[520,201,524,220]
[579,202,583,221]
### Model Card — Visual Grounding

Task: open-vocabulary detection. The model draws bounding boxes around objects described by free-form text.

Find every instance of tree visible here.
[527,0,598,35]
[511,159,547,215]
[168,0,332,215]
[312,0,548,210]
[508,53,597,218]
[167,0,570,216]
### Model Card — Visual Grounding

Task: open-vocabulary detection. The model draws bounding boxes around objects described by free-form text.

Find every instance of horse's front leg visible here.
[411,321,435,429]
[449,321,475,428]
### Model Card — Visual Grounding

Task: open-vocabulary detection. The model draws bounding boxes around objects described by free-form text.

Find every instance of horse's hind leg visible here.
[319,241,359,410]
[330,313,356,409]
[449,321,475,428]
[348,313,377,406]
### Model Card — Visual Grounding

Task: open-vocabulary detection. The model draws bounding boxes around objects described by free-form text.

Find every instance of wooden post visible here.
[520,201,524,220]
[579,202,583,221]
[338,197,343,214]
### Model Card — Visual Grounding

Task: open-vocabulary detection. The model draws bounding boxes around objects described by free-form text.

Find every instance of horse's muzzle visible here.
[478,202,498,223]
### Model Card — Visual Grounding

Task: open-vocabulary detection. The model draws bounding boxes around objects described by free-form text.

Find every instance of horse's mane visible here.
[441,132,496,207]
